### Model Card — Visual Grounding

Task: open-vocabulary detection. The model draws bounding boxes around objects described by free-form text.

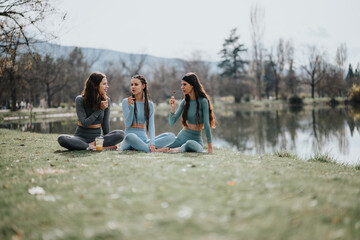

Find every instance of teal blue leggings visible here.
[167,128,203,152]
[121,128,175,152]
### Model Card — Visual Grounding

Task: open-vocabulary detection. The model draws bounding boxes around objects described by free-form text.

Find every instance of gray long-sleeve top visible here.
[75,95,110,135]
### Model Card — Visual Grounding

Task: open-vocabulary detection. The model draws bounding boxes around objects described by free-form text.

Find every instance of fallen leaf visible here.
[227,181,235,186]
[28,186,45,195]
[64,159,70,162]
[332,217,341,224]
[3,184,10,189]
[35,151,40,154]
[112,163,118,166]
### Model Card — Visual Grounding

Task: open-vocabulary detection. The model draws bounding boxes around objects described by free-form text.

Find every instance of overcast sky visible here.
[51,0,360,66]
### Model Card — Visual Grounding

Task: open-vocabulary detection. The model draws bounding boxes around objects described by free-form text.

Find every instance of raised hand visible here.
[169,96,176,112]
[100,100,108,110]
[127,96,135,106]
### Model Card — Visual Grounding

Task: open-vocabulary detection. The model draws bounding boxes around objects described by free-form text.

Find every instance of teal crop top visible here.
[122,98,155,145]
[169,97,212,143]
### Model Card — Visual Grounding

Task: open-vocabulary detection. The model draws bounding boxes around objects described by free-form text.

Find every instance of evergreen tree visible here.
[263,60,276,99]
[218,28,249,102]
[345,64,355,89]
[218,28,248,79]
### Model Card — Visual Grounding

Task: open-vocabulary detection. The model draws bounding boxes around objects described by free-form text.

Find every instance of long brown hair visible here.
[132,75,151,131]
[181,72,216,128]
[82,72,106,110]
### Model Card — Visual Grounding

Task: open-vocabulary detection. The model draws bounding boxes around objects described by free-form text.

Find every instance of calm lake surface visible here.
[2,105,360,165]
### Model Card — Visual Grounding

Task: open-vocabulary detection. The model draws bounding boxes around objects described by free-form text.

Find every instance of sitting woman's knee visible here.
[57,135,67,145]
[113,130,125,140]
[124,133,137,142]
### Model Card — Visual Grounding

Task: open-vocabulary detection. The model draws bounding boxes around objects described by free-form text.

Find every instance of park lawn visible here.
[0,129,359,240]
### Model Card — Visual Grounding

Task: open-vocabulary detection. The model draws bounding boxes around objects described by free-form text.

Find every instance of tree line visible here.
[1,1,359,111]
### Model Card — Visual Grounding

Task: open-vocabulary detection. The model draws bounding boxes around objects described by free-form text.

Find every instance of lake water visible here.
[1,105,360,165]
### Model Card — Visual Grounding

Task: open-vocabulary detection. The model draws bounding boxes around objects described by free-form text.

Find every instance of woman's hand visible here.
[207,143,213,154]
[100,100,108,110]
[169,96,176,113]
[127,97,135,106]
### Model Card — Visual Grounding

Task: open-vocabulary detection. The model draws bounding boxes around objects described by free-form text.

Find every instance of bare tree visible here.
[273,39,285,99]
[250,4,265,100]
[319,64,345,98]
[0,0,65,110]
[182,50,219,96]
[335,43,347,78]
[284,40,298,94]
[103,61,127,104]
[150,63,181,104]
[301,46,327,98]
[0,0,65,49]
[120,53,148,77]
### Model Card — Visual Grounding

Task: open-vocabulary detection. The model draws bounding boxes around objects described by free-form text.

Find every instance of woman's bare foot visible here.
[88,142,96,150]
[103,145,118,150]
[167,147,180,153]
[154,147,170,152]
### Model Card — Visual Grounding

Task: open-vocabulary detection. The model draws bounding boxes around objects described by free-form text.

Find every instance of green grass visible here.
[1,129,360,240]
[309,152,336,163]
[273,150,299,160]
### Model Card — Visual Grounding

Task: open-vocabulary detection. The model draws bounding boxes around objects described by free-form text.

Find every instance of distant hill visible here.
[32,42,221,77]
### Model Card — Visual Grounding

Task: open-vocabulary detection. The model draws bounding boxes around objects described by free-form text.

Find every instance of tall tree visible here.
[319,64,345,98]
[218,28,248,102]
[250,4,265,100]
[0,0,65,111]
[301,46,326,98]
[120,53,148,77]
[267,39,286,100]
[345,64,355,89]
[183,51,216,96]
[0,0,63,49]
[262,59,276,99]
[284,40,298,94]
[335,43,347,76]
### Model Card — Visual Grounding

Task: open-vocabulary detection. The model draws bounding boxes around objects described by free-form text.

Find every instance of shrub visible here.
[348,84,360,103]
[288,95,303,105]
[243,95,251,102]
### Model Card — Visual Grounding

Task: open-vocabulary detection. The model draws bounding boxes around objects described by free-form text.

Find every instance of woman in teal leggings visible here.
[120,75,175,152]
[167,72,216,154]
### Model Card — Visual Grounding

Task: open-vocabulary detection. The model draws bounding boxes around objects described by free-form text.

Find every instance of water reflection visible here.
[1,106,360,165]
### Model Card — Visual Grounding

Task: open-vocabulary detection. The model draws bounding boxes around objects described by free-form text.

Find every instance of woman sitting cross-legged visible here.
[58,72,124,150]
[120,75,175,152]
[167,72,216,154]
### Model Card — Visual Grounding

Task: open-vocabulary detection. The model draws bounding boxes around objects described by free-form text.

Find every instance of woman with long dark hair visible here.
[58,72,124,150]
[167,72,216,154]
[121,75,175,152]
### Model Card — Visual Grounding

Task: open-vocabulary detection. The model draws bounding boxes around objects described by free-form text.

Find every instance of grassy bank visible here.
[0,129,359,240]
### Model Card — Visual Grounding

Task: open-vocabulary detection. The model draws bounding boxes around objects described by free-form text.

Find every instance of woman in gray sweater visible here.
[58,72,124,150]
